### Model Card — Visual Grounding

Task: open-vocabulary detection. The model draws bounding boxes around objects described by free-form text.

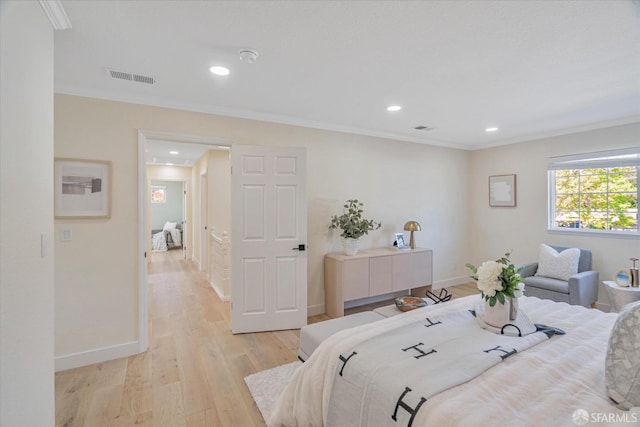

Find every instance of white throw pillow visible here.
[534,244,580,281]
[163,221,177,231]
[606,300,640,410]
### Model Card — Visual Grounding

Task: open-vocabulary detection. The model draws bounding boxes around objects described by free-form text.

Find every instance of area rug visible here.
[244,361,302,424]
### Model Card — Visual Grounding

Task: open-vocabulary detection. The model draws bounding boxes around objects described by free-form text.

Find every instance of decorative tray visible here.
[394,296,427,312]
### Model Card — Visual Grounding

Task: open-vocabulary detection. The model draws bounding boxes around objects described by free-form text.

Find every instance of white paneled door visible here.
[230,145,307,333]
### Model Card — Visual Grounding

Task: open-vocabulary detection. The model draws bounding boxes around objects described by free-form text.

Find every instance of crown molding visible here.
[55,85,640,153]
[467,115,640,151]
[54,84,469,150]
[39,0,71,30]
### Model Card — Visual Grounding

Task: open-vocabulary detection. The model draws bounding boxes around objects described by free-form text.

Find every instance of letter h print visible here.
[391,386,427,427]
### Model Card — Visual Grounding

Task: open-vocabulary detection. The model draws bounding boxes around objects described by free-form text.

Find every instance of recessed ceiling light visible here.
[387,105,402,112]
[485,127,499,132]
[210,66,230,76]
[169,151,179,155]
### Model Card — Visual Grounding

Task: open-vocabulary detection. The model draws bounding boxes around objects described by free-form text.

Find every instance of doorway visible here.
[137,130,232,353]
[148,178,188,261]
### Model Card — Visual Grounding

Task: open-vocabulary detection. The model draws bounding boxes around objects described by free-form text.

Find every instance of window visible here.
[150,186,167,203]
[548,147,639,236]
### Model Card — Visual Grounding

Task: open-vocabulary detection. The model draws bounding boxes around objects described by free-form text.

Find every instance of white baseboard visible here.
[55,341,140,372]
[432,276,471,290]
[210,280,230,302]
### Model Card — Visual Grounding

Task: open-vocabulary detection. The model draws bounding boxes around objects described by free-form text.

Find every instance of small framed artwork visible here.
[613,270,631,287]
[395,232,409,250]
[150,186,167,203]
[489,174,517,207]
[54,158,111,218]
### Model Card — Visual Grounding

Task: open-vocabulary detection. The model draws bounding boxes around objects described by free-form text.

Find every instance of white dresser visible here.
[324,247,433,317]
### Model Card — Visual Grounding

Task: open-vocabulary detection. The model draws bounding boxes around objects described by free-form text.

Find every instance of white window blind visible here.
[548,147,640,170]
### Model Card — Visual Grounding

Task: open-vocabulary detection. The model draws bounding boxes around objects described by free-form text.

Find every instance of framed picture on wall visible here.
[489,174,517,207]
[150,186,167,203]
[54,158,111,218]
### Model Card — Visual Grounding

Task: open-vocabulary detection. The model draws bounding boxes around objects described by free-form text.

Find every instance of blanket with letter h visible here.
[327,309,557,427]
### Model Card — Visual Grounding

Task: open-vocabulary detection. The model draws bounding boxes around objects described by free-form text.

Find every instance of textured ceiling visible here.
[54,0,640,150]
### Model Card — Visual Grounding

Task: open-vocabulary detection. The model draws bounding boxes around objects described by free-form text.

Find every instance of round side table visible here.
[603,280,640,312]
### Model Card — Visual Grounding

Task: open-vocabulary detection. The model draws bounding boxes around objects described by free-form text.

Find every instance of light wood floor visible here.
[55,250,478,427]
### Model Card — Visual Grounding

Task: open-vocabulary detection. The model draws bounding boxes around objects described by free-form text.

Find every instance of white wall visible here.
[55,98,141,368]
[0,1,55,424]
[469,123,640,305]
[54,94,470,365]
[306,135,472,305]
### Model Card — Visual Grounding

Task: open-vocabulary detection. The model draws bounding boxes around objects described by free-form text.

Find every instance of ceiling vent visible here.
[106,68,156,85]
[414,125,435,131]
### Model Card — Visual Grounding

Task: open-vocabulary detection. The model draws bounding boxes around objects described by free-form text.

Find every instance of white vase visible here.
[342,237,360,256]
[484,297,518,328]
[510,296,519,321]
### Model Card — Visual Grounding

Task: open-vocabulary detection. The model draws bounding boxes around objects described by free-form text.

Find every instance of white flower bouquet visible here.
[466,252,525,307]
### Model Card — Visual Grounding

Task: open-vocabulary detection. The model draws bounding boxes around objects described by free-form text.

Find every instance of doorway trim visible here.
[137,129,232,353]
[199,171,208,273]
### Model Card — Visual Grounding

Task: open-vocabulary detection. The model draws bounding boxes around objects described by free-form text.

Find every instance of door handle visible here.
[292,244,306,251]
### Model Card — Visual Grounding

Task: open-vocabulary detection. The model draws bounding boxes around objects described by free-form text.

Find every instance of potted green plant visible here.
[329,199,381,255]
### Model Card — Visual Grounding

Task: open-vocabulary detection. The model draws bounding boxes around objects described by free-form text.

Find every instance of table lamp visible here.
[403,221,421,249]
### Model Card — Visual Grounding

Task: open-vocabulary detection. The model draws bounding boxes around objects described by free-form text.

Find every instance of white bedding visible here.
[270,295,632,426]
[151,229,181,252]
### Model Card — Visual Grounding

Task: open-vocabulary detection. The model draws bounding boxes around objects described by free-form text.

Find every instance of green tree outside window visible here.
[553,167,637,231]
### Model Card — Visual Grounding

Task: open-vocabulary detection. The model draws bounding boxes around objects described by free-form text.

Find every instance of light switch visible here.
[61,229,72,241]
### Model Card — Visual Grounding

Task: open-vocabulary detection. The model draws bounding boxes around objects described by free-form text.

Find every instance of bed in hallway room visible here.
[151,221,182,252]
[270,295,639,426]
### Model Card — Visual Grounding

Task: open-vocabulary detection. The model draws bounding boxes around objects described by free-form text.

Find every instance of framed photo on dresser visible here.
[395,232,409,250]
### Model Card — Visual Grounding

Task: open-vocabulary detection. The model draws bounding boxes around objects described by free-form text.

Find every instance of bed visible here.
[151,221,182,252]
[270,295,637,426]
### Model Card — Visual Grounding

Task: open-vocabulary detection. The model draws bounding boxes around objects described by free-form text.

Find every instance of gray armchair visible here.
[519,245,599,307]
